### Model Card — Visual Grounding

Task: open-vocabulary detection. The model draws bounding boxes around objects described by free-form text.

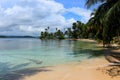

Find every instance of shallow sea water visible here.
[0,38,99,74]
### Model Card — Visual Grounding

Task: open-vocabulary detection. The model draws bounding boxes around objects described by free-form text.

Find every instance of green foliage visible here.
[86,0,120,46]
[39,21,85,40]
[70,21,85,39]
[40,27,65,40]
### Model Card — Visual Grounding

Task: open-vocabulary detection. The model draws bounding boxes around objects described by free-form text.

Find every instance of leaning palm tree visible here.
[86,0,120,67]
[86,0,120,47]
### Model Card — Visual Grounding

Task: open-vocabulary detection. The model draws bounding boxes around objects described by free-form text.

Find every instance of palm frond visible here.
[105,0,120,36]
[105,0,120,24]
[93,2,109,26]
[86,0,105,8]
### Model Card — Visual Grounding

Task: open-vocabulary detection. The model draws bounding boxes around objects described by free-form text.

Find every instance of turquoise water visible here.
[0,38,98,74]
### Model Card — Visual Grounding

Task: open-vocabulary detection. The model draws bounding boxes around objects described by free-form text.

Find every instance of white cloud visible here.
[67,7,92,23]
[0,0,77,36]
[0,0,91,36]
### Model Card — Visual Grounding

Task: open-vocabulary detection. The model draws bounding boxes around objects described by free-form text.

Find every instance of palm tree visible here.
[90,9,97,17]
[87,9,103,40]
[86,0,105,8]
[71,21,85,39]
[86,0,120,47]
[65,28,72,38]
[56,30,65,39]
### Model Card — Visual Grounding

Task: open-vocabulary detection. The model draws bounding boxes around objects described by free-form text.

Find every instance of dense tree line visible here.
[40,0,120,47]
[40,27,65,40]
[40,21,85,40]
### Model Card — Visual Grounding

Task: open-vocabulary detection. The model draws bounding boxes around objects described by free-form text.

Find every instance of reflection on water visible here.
[0,38,103,75]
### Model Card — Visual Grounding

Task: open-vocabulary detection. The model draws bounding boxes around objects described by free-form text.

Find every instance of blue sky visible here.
[55,0,86,8]
[0,0,99,36]
[55,0,100,20]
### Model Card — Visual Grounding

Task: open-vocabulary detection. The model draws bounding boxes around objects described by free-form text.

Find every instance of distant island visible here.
[0,35,38,38]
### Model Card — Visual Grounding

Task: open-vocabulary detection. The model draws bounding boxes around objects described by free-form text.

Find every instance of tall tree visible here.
[72,21,85,39]
[86,0,120,46]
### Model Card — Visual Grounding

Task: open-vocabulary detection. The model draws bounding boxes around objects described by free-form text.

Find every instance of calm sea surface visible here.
[0,38,99,74]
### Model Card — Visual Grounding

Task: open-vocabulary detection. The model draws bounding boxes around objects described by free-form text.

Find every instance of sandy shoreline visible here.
[77,39,97,42]
[68,38,97,43]
[22,57,120,80]
[21,39,120,80]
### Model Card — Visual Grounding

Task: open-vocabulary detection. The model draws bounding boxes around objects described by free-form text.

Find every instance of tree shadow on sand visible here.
[0,62,52,80]
[104,65,120,77]
[72,46,120,77]
[103,48,120,77]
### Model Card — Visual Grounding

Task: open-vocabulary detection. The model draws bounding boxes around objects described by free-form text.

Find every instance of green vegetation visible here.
[39,22,85,40]
[40,27,65,40]
[86,0,120,47]
[40,0,120,47]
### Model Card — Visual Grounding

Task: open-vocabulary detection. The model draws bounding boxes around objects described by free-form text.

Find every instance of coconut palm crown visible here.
[86,0,120,46]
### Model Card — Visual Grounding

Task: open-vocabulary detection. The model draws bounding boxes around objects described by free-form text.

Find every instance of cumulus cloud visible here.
[0,0,77,36]
[0,0,91,36]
